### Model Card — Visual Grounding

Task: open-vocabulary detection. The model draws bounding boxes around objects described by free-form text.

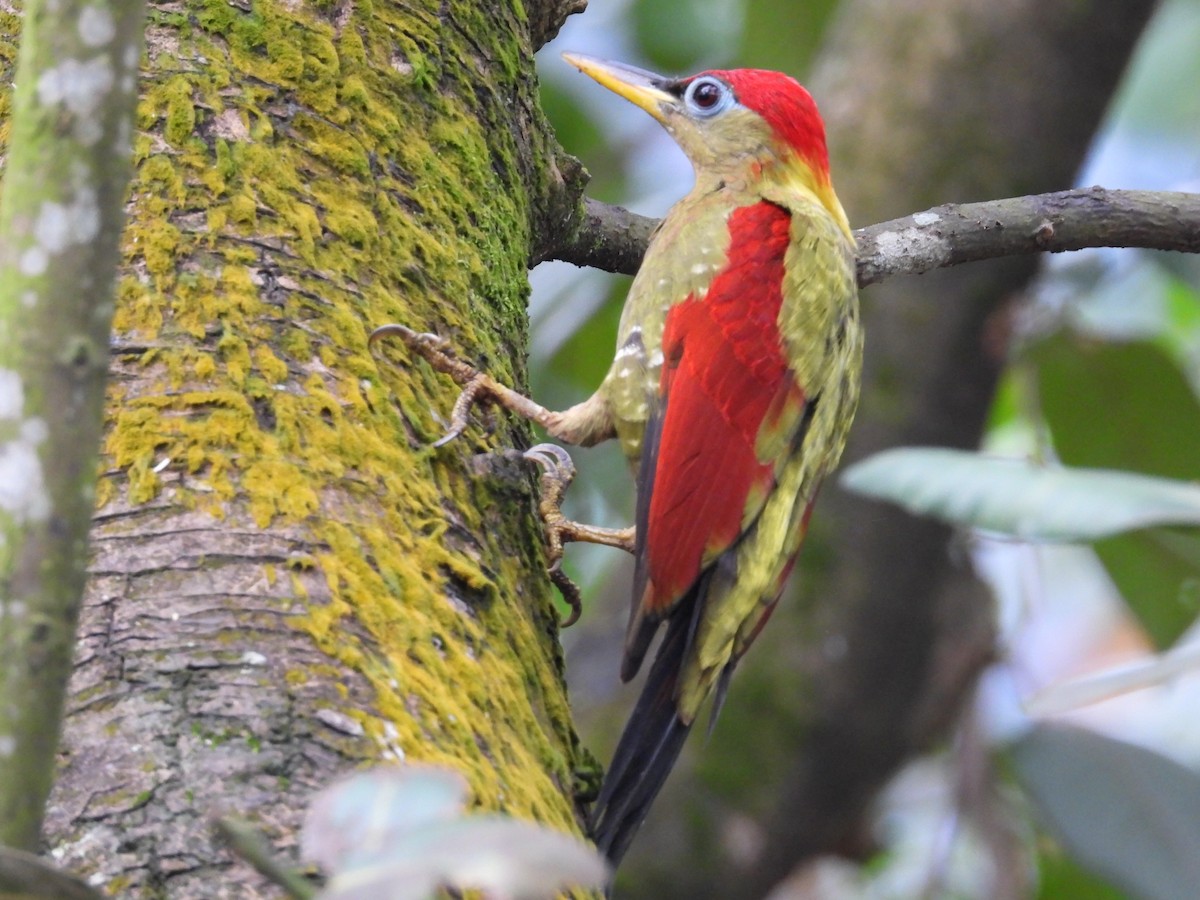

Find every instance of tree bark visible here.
[10,0,591,894]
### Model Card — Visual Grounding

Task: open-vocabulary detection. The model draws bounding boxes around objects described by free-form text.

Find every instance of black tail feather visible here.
[588,604,697,868]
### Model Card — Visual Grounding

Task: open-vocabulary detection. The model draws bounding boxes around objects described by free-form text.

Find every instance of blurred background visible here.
[531,1,1200,896]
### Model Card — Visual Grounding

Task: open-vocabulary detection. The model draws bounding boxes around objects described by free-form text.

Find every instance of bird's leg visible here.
[524,443,636,627]
[370,324,634,626]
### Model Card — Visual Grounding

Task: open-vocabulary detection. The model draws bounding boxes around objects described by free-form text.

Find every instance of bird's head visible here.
[564,53,849,236]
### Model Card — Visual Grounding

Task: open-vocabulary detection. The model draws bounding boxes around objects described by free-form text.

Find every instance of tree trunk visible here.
[614,1,1160,896]
[28,0,590,894]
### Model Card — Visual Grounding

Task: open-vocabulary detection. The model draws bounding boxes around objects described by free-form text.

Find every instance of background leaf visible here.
[302,766,608,900]
[1011,723,1200,900]
[301,766,467,873]
[1033,333,1200,645]
[320,816,609,900]
[839,447,1200,541]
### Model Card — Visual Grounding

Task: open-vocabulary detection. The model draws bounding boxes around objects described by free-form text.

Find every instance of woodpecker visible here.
[371,53,861,869]
[554,54,861,866]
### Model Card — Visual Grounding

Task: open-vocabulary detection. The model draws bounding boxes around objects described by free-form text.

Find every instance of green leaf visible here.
[1033,336,1200,485]
[1012,723,1200,900]
[1092,529,1200,647]
[839,447,1200,541]
[1034,334,1200,645]
[1036,847,1127,900]
[738,0,840,74]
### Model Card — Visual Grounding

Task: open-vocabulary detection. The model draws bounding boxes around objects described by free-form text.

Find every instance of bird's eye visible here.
[684,77,730,116]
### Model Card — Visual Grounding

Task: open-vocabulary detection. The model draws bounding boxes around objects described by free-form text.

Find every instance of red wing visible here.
[633,201,806,624]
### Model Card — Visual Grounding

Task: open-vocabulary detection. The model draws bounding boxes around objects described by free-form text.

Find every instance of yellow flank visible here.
[775,204,859,397]
[89,0,589,832]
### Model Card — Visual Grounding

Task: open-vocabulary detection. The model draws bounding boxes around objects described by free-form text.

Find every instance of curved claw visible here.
[368,323,444,358]
[371,324,492,447]
[368,323,478,386]
[368,322,418,351]
[372,323,565,454]
[552,569,583,628]
[431,426,467,449]
[431,375,493,448]
[371,327,588,627]
[523,442,577,482]
[522,443,583,627]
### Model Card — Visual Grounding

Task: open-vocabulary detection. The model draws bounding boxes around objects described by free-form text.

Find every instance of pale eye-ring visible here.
[684,77,731,117]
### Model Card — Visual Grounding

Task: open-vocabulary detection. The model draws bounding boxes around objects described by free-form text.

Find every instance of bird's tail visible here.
[588,602,697,868]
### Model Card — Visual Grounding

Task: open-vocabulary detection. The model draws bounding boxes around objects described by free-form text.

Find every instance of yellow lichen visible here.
[140,221,181,283]
[243,459,319,526]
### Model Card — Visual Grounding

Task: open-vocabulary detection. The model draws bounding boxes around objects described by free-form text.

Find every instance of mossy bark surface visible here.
[0,0,589,893]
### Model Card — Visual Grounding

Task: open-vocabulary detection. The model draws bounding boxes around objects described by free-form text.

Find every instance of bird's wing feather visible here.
[676,202,859,715]
[623,200,808,679]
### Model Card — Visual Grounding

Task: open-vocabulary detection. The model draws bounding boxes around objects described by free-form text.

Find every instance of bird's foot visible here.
[369,323,562,446]
[524,443,636,627]
[369,325,629,625]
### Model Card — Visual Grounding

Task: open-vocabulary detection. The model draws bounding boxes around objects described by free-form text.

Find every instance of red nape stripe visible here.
[640,202,803,612]
[703,69,829,177]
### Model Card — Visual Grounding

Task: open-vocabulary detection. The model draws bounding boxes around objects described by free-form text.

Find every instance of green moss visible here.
[138,221,182,285]
[194,0,239,33]
[337,31,366,69]
[298,31,342,114]
[311,183,377,246]
[105,874,135,893]
[297,115,370,176]
[243,459,319,526]
[228,191,257,226]
[214,138,237,180]
[138,154,188,203]
[267,36,305,84]
[162,76,198,147]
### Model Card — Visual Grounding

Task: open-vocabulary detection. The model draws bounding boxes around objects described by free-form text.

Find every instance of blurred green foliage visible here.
[1031,330,1200,646]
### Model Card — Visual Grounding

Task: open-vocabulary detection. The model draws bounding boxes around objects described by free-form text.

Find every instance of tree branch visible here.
[856,187,1200,286]
[553,197,660,276]
[0,0,144,851]
[0,845,108,900]
[526,0,588,50]
[550,188,1200,281]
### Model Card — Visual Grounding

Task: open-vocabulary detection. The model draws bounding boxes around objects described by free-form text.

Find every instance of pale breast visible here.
[601,187,743,465]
